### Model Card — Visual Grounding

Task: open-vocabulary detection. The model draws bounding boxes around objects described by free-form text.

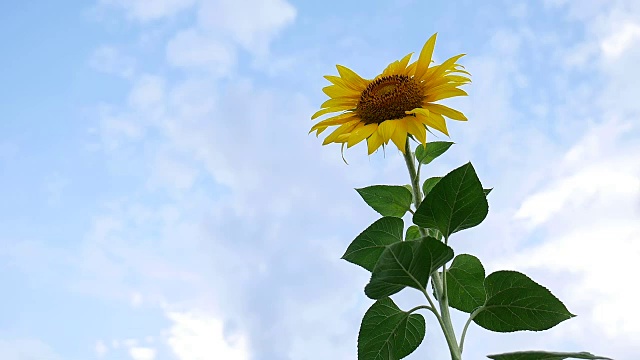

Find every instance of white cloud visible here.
[99,0,196,22]
[601,22,640,59]
[515,149,640,228]
[197,0,296,55]
[95,340,108,357]
[147,151,199,192]
[131,292,144,307]
[165,311,250,360]
[166,28,236,76]
[96,106,145,151]
[89,45,136,78]
[128,75,166,113]
[129,346,157,360]
[503,120,640,350]
[123,338,139,348]
[496,2,640,356]
[0,339,61,360]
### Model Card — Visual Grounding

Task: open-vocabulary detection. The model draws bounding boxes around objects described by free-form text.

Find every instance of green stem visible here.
[459,307,482,353]
[402,140,461,360]
[420,289,443,325]
[433,272,461,360]
[408,304,437,316]
[402,141,428,239]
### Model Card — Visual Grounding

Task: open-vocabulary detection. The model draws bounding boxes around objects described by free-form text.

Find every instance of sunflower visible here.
[310,33,471,155]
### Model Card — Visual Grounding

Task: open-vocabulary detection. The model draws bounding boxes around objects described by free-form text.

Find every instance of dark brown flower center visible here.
[356,74,424,124]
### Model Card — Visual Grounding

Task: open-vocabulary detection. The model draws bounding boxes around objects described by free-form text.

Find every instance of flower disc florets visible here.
[356,74,424,124]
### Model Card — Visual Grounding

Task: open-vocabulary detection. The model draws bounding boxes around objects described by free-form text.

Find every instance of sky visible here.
[0,0,639,359]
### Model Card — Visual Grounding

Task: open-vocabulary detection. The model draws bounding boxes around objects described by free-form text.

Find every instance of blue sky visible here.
[1,0,639,359]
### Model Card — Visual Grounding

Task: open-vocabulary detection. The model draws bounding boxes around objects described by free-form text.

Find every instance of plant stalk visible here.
[403,140,462,360]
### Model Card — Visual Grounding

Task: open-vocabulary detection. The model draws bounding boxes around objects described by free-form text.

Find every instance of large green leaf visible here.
[415,141,454,164]
[365,237,454,299]
[487,351,613,360]
[474,271,575,332]
[446,254,486,313]
[358,298,426,360]
[413,162,488,238]
[342,217,404,272]
[357,185,413,217]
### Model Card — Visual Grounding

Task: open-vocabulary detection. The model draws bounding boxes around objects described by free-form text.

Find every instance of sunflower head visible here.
[310,33,471,155]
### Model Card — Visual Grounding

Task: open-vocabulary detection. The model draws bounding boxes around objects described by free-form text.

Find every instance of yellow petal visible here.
[390,118,408,153]
[425,76,454,90]
[425,88,468,102]
[316,127,328,136]
[450,67,471,76]
[367,129,384,154]
[425,112,449,136]
[322,119,360,145]
[320,97,358,109]
[425,103,468,121]
[414,33,438,81]
[347,123,377,148]
[446,75,471,84]
[422,65,439,81]
[309,112,358,134]
[311,105,354,120]
[406,61,417,77]
[377,120,397,144]
[397,52,414,74]
[406,107,429,117]
[425,82,464,95]
[324,75,360,91]
[426,73,471,90]
[334,133,350,143]
[425,54,466,82]
[336,65,369,89]
[406,116,427,145]
[323,85,360,98]
[382,60,400,76]
[410,108,449,136]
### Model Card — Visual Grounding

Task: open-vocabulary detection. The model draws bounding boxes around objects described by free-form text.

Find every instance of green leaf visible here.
[446,254,486,313]
[404,226,421,241]
[357,185,413,218]
[415,141,454,164]
[342,217,404,272]
[365,237,454,299]
[358,298,426,360]
[487,351,613,360]
[474,271,575,332]
[413,162,488,238]
[422,177,442,196]
[484,188,493,196]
